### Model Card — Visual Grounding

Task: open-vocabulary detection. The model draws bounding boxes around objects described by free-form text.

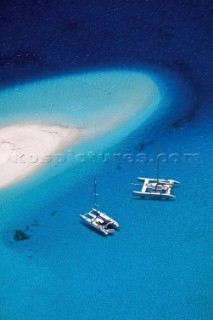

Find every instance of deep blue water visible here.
[0,1,212,320]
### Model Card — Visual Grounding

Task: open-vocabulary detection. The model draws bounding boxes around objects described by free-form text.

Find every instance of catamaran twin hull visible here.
[91,208,120,229]
[133,177,180,200]
[80,209,119,236]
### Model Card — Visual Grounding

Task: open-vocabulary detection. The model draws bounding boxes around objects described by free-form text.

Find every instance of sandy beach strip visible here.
[0,123,82,188]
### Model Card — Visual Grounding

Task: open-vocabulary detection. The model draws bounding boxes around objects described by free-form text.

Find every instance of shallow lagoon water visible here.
[0,0,212,315]
[0,65,212,320]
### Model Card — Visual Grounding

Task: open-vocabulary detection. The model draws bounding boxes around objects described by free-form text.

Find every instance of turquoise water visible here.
[0,67,212,320]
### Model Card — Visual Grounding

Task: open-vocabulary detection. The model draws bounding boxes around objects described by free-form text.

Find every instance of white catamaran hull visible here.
[137,177,180,185]
[133,177,180,200]
[91,208,120,229]
[80,214,115,235]
[80,177,120,235]
[132,190,175,200]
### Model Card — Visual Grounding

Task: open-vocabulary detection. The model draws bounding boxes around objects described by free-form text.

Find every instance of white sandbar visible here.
[0,123,81,188]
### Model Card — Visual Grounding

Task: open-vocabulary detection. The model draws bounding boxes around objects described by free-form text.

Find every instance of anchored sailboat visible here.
[80,177,120,235]
[132,152,180,200]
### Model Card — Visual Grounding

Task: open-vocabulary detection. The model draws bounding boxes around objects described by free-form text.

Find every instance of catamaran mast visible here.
[155,149,160,193]
[93,176,99,208]
[156,151,159,184]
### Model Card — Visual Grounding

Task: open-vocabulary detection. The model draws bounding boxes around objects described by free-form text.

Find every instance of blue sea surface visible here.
[0,1,212,320]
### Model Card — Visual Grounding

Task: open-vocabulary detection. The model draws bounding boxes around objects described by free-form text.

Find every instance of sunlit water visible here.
[0,68,212,320]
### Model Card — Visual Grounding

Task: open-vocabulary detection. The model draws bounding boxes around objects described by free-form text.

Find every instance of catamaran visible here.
[132,177,180,200]
[80,177,120,235]
[132,153,180,200]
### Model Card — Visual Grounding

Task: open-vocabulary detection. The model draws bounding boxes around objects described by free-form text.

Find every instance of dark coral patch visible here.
[29,219,39,227]
[14,230,30,241]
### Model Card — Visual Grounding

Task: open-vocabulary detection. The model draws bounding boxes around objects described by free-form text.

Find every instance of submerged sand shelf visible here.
[0,123,82,188]
[0,70,163,188]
